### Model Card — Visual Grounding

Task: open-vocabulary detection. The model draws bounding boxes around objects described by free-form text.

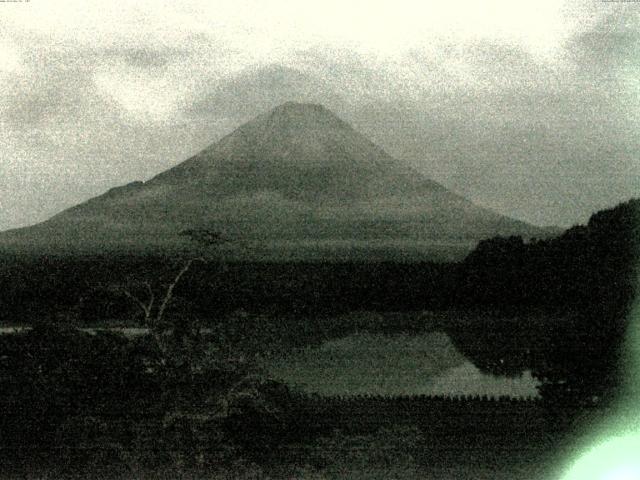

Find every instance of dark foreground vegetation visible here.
[0,322,570,479]
[0,199,638,478]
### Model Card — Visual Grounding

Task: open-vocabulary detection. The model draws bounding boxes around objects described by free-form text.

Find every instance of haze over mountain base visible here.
[0,103,557,259]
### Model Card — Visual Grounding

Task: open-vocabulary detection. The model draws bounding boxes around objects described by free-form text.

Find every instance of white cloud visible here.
[0,0,637,230]
[1,0,590,61]
[0,44,23,74]
[93,66,185,124]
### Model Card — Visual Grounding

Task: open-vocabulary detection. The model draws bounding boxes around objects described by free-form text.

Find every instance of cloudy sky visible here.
[1,0,638,231]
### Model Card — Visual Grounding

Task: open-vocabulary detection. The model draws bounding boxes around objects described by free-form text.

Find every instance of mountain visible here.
[186,65,346,123]
[0,102,556,259]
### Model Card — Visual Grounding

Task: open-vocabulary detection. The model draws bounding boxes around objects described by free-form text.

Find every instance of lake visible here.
[262,332,540,398]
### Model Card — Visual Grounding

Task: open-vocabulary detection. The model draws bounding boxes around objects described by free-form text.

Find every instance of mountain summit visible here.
[0,102,553,259]
[149,101,442,201]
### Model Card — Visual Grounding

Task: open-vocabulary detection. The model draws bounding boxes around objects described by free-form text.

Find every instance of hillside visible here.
[0,102,554,258]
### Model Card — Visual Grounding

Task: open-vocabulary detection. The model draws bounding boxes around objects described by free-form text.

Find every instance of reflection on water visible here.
[428,361,539,398]
[1,327,541,398]
[265,332,540,398]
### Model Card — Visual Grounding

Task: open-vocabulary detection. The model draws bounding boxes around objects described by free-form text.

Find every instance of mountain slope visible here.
[0,102,554,258]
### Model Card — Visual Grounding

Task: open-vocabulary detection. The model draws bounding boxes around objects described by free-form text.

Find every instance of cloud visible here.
[0,43,23,75]
[0,1,638,231]
[92,62,186,124]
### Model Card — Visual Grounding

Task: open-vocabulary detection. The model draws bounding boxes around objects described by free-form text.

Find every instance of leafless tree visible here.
[121,229,226,356]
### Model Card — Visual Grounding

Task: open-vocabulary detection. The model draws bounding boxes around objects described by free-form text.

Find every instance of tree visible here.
[451,199,639,413]
[121,229,225,358]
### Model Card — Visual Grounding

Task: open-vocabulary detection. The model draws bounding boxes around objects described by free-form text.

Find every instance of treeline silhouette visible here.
[1,203,635,327]
[450,199,639,408]
[0,257,455,324]
[457,199,638,311]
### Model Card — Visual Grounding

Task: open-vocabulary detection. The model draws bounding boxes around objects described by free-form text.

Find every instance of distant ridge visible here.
[0,102,556,259]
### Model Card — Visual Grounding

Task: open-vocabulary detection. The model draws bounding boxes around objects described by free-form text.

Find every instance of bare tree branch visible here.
[115,228,226,360]
[122,289,147,316]
[144,281,155,306]
[156,258,195,327]
[122,282,154,325]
